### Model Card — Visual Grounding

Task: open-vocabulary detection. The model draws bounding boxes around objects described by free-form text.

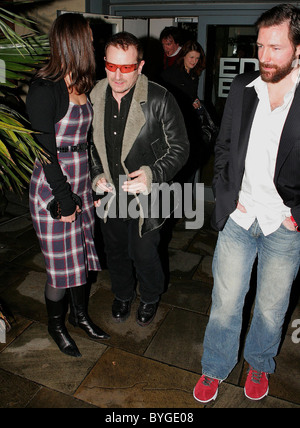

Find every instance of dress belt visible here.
[57,142,88,153]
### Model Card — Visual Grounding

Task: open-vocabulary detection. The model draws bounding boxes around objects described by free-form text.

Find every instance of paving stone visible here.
[144,308,207,374]
[162,280,212,314]
[192,255,213,284]
[168,229,199,251]
[169,249,201,277]
[0,368,40,408]
[0,323,107,395]
[74,347,202,408]
[26,387,97,408]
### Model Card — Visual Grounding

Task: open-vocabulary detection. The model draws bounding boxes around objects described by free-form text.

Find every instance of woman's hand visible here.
[192,98,201,109]
[60,205,81,223]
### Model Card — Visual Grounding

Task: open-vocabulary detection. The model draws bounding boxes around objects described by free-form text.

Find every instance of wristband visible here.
[290,215,300,232]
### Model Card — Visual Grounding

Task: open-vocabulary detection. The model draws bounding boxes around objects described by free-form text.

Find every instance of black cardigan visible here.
[26,78,76,216]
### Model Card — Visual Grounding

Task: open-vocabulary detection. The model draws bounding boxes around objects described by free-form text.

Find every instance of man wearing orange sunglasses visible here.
[90,32,189,326]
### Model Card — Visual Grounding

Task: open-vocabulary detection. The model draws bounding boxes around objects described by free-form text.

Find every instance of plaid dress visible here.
[29,100,101,288]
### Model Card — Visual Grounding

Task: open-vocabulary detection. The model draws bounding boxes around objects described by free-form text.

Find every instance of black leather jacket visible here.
[90,74,189,236]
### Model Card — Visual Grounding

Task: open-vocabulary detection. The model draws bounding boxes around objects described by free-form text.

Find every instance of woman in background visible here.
[161,40,206,183]
[27,13,110,358]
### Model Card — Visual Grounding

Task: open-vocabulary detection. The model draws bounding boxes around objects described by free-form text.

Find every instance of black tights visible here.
[45,283,66,302]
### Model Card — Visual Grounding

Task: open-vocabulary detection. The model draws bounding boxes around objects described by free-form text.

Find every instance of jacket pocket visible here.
[151,139,169,160]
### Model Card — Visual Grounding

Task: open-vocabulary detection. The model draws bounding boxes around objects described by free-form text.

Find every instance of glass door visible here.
[205,25,258,121]
[201,25,259,187]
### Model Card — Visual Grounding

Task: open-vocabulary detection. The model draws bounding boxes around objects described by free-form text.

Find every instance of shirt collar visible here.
[169,46,182,58]
[247,66,300,98]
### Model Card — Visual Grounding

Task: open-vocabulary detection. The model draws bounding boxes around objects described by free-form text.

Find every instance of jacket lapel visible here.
[237,85,259,174]
[90,79,113,183]
[274,84,300,182]
[121,74,147,171]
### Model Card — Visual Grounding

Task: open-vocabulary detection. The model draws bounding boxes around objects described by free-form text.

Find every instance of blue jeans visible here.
[202,217,300,380]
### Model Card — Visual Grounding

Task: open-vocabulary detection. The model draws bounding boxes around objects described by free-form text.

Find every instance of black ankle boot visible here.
[45,297,81,358]
[68,286,110,340]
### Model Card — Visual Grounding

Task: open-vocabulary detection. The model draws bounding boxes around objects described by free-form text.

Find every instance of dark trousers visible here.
[100,218,165,303]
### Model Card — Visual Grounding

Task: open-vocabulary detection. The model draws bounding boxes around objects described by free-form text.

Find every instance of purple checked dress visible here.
[29,100,101,288]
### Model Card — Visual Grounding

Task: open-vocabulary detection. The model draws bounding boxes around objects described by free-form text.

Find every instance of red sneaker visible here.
[193,375,220,403]
[244,366,269,400]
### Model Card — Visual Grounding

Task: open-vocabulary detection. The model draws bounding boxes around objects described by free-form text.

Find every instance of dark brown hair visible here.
[256,3,300,48]
[105,31,144,63]
[176,40,206,76]
[159,26,183,45]
[37,13,95,94]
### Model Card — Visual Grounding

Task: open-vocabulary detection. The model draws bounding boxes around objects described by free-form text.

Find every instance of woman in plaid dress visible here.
[27,13,110,358]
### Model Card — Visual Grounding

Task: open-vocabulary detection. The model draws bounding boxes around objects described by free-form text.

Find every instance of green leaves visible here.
[0,4,49,193]
[0,105,45,193]
[0,6,50,88]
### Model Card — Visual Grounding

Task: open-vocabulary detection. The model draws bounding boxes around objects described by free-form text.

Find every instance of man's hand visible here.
[122,169,148,194]
[237,201,247,213]
[282,217,297,231]
[96,177,113,193]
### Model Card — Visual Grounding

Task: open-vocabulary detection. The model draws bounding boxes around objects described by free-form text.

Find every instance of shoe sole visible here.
[244,387,269,401]
[193,387,218,404]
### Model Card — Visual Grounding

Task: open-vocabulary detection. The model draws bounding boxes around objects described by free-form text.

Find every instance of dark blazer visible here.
[212,70,300,231]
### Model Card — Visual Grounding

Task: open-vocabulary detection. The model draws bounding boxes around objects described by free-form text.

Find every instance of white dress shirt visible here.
[230,71,300,236]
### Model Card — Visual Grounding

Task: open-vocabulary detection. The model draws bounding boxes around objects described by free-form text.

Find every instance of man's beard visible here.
[260,56,296,83]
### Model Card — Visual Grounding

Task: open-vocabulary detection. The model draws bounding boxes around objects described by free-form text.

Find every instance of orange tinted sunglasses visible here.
[105,61,139,73]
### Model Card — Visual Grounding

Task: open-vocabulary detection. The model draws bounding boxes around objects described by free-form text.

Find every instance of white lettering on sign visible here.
[218,58,259,98]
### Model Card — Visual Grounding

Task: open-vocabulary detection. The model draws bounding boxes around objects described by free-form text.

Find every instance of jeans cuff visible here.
[202,372,226,382]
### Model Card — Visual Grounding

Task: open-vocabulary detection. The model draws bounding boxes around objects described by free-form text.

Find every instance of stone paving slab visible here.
[26,386,97,408]
[74,347,202,408]
[0,323,107,395]
[144,308,207,374]
[0,368,40,408]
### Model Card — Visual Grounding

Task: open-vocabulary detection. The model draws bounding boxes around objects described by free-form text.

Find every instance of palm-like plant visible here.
[0,3,49,194]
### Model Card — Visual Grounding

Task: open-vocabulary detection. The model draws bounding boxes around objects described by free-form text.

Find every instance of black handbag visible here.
[198,103,219,148]
[47,193,82,219]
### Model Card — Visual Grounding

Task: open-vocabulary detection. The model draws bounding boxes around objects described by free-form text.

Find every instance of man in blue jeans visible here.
[194,3,300,403]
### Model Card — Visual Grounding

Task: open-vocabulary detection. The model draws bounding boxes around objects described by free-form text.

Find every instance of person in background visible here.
[160,26,183,70]
[193,3,300,403]
[27,13,110,358]
[161,40,206,183]
[90,32,189,327]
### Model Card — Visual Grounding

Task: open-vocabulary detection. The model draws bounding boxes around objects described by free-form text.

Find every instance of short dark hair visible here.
[256,3,300,48]
[105,31,144,63]
[159,26,182,45]
[37,13,95,94]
